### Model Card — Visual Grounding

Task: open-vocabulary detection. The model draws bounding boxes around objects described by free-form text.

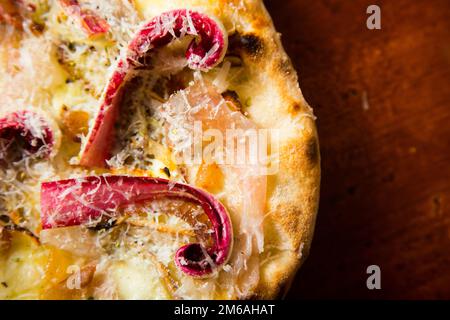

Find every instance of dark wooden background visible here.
[264,0,450,299]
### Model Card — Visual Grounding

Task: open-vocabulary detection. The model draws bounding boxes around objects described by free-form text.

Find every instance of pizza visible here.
[0,0,320,299]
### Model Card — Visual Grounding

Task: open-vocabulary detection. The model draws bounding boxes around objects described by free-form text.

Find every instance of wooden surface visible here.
[264,0,450,299]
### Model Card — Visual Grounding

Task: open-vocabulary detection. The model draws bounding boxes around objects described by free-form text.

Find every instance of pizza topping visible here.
[127,9,227,71]
[0,1,49,34]
[40,225,101,258]
[0,214,41,261]
[58,0,110,37]
[0,215,39,245]
[159,79,267,297]
[79,9,228,167]
[0,110,55,162]
[195,163,224,194]
[40,175,233,277]
[0,0,22,29]
[0,224,12,252]
[222,90,243,111]
[0,110,59,235]
[61,108,89,143]
[0,110,59,236]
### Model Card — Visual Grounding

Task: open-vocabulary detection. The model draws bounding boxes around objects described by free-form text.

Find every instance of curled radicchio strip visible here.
[58,0,109,37]
[0,110,54,160]
[40,175,233,277]
[79,9,228,167]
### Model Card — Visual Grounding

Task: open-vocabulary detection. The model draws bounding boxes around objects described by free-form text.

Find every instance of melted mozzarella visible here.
[110,256,170,300]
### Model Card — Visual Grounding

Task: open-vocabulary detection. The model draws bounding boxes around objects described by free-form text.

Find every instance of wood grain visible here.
[264,0,450,299]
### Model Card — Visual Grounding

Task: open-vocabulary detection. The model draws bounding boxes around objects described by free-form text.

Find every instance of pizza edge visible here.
[227,0,321,299]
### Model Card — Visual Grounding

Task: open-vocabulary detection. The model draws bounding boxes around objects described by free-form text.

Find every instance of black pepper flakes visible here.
[163,167,171,177]
[67,42,76,52]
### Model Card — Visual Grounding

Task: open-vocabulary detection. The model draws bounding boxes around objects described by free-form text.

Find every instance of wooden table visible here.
[265,0,450,299]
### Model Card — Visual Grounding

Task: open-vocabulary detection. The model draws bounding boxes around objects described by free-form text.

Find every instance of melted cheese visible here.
[110,256,170,300]
[0,232,48,299]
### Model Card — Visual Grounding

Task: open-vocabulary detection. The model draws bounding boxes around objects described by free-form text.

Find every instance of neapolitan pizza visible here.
[0,0,320,299]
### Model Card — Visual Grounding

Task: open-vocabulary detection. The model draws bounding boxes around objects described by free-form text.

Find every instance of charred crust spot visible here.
[228,32,264,58]
[305,138,319,165]
[289,103,301,114]
[241,34,264,56]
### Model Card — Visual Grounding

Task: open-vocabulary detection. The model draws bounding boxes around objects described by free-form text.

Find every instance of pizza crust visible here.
[206,0,321,298]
